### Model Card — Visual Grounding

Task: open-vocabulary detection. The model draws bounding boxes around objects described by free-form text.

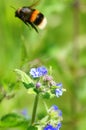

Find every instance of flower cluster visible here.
[15,66,66,130]
[29,66,66,98]
[40,105,63,130]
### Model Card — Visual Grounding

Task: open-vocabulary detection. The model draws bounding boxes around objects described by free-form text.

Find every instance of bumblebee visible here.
[15,2,47,32]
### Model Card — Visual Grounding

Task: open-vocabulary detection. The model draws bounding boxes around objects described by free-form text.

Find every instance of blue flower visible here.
[55,83,66,97]
[44,124,53,130]
[44,123,62,130]
[56,83,62,88]
[21,109,29,119]
[30,66,48,78]
[21,109,28,116]
[49,105,62,119]
[55,88,63,97]
[58,110,62,117]
[50,105,58,111]
[29,68,39,78]
[50,105,62,117]
[56,122,62,130]
[37,66,48,76]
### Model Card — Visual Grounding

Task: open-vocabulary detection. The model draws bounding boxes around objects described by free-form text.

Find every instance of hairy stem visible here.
[31,94,39,125]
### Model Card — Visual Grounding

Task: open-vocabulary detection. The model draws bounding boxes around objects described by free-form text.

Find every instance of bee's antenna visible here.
[30,0,40,8]
[10,5,16,10]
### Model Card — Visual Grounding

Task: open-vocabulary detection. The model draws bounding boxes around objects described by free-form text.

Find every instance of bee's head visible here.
[15,7,32,19]
[15,8,21,18]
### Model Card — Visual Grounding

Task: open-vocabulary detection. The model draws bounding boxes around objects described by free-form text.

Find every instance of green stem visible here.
[31,94,39,125]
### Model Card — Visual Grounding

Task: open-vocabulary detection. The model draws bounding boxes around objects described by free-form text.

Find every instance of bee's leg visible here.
[24,21,31,29]
[29,22,38,33]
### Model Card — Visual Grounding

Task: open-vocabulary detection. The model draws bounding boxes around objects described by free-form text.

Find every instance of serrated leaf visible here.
[15,69,33,84]
[0,113,28,128]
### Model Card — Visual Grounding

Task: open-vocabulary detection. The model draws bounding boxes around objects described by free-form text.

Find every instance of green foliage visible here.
[27,126,37,130]
[15,69,33,85]
[0,113,28,128]
[0,0,86,130]
[15,69,34,89]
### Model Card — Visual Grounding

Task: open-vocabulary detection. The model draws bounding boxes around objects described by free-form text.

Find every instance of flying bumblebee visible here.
[15,1,47,32]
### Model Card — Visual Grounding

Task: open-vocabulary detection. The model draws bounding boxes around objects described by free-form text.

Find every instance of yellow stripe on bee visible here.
[30,10,39,22]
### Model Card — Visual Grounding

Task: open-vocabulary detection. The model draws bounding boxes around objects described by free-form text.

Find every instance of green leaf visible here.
[27,126,37,130]
[42,92,50,99]
[23,82,35,89]
[15,69,33,84]
[42,91,55,99]
[0,113,28,128]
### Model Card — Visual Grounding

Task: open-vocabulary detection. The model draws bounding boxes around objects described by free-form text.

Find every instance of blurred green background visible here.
[0,0,86,130]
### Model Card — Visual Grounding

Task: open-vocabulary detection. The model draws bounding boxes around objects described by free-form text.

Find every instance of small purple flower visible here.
[36,82,41,88]
[55,88,63,97]
[30,66,48,78]
[43,75,53,81]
